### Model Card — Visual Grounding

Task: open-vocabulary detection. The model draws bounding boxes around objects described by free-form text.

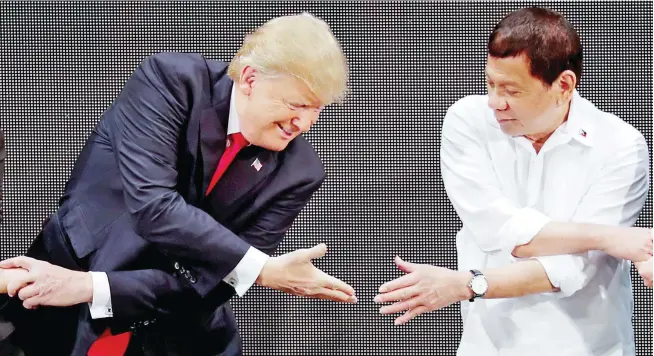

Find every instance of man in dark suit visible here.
[0,13,355,356]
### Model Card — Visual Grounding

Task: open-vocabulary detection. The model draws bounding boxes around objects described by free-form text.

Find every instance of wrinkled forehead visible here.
[484,54,536,87]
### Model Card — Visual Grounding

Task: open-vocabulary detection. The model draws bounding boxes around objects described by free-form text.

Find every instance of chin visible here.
[259,140,290,152]
[499,126,524,137]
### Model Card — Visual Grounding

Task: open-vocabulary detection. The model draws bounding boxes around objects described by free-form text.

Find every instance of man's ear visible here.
[238,66,257,96]
[554,69,576,105]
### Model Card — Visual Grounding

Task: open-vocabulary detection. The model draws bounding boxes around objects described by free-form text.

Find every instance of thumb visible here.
[0,256,34,270]
[395,256,416,273]
[304,243,328,260]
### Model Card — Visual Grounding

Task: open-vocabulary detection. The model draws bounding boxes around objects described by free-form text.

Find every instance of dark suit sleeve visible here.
[105,176,325,321]
[104,53,250,298]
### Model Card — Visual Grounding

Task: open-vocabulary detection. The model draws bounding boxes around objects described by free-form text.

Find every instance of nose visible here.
[292,109,320,133]
[487,91,508,111]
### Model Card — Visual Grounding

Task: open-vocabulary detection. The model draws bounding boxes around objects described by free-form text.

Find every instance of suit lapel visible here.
[199,108,228,195]
[209,146,278,209]
[199,77,232,196]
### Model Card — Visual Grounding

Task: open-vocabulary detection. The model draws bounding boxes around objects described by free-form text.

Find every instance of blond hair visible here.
[228,13,349,105]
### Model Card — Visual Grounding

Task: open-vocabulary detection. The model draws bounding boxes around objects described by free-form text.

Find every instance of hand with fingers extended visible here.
[0,256,93,309]
[256,243,358,303]
[374,256,471,325]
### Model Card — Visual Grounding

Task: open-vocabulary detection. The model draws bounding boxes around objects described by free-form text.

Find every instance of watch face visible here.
[470,276,488,294]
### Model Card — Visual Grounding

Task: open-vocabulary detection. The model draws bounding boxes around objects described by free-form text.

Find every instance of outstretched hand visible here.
[374,256,471,325]
[257,243,357,303]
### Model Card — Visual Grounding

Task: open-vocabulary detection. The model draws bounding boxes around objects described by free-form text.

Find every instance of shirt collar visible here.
[227,84,240,136]
[561,90,594,147]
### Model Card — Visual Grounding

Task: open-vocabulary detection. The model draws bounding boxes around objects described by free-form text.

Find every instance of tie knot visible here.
[229,133,248,149]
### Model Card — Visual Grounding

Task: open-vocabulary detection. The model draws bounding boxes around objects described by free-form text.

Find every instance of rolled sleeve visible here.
[533,254,592,297]
[499,207,552,254]
[222,247,269,297]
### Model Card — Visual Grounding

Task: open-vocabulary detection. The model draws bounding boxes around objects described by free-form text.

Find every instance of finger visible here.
[320,273,355,296]
[0,256,35,270]
[7,273,36,297]
[395,256,417,274]
[379,273,419,293]
[374,285,420,303]
[395,305,429,325]
[304,243,328,260]
[315,288,358,303]
[380,295,421,315]
[17,284,40,301]
[22,296,42,310]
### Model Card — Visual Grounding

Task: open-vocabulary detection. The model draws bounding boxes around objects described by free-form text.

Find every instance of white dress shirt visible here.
[440,91,649,356]
[88,85,269,319]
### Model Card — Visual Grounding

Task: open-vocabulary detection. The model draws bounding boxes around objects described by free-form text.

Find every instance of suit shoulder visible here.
[281,136,325,182]
[138,52,228,84]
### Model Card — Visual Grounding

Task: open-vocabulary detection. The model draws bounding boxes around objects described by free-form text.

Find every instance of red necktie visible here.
[87,133,248,356]
[206,133,249,195]
[87,328,131,356]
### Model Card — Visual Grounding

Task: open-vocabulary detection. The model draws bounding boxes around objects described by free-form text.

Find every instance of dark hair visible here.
[488,7,583,87]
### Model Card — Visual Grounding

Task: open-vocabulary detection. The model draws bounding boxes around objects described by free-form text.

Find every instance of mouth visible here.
[276,124,294,139]
[495,114,515,123]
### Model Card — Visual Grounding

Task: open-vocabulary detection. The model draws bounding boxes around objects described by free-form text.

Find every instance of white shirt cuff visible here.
[500,207,552,255]
[223,247,269,297]
[88,271,113,319]
[533,254,591,297]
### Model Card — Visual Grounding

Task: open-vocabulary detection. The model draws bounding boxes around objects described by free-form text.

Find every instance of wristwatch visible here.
[468,269,488,302]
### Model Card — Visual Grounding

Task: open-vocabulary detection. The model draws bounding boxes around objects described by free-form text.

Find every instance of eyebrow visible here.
[485,71,522,87]
[287,93,321,108]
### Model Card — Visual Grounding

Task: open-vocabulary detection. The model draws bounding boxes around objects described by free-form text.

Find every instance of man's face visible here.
[235,67,324,151]
[485,54,563,138]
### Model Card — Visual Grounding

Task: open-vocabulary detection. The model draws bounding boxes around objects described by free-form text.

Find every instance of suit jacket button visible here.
[174,262,180,270]
[189,276,197,283]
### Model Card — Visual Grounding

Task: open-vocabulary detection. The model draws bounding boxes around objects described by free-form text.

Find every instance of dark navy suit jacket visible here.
[2,52,326,355]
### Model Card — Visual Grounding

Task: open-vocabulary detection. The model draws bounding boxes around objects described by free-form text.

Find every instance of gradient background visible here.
[0,1,651,355]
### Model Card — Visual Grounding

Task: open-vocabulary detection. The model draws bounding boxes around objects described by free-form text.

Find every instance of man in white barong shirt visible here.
[375,7,652,356]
